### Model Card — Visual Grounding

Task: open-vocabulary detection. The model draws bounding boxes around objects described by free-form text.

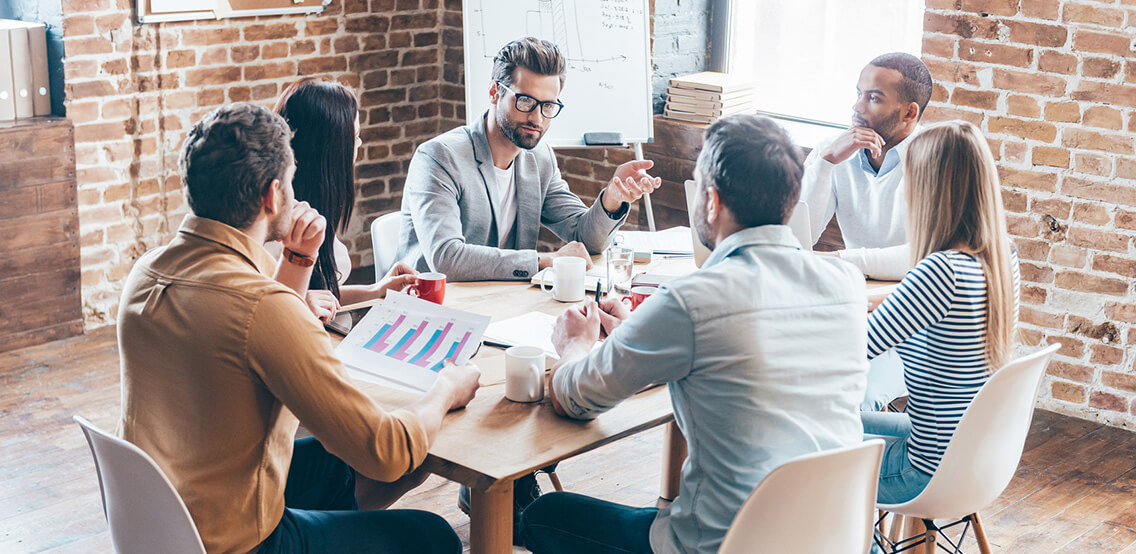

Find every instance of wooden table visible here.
[348,256,697,554]
[347,256,898,554]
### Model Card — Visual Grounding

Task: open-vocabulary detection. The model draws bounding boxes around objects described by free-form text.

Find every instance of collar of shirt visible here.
[856,127,918,177]
[177,215,277,277]
[702,225,801,268]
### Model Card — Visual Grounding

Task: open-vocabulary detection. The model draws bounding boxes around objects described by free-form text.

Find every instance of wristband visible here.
[284,248,316,267]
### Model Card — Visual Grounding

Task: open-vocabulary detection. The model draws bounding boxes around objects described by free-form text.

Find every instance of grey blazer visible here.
[397,115,627,281]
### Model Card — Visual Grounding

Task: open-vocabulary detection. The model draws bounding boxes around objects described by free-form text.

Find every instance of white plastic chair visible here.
[719,439,885,554]
[876,343,1060,553]
[370,210,403,278]
[74,415,206,554]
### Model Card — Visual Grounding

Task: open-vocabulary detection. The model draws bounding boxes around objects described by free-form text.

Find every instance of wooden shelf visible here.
[0,116,82,352]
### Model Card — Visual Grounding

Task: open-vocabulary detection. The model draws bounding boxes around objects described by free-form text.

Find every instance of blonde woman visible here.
[863,120,1019,504]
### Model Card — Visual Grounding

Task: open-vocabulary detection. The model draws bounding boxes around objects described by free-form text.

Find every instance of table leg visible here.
[469,480,514,554]
[661,420,687,501]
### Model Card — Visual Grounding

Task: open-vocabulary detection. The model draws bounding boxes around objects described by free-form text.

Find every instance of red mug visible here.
[408,272,446,304]
[622,286,656,311]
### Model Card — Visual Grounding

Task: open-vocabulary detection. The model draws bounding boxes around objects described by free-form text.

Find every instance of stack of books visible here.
[664,71,756,125]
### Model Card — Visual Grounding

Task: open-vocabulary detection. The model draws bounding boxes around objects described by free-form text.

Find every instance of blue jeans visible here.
[861,349,908,411]
[258,437,460,554]
[862,412,933,505]
[522,492,658,554]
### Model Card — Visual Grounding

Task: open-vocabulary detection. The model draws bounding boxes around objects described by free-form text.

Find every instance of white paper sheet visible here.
[616,226,695,255]
[336,292,490,392]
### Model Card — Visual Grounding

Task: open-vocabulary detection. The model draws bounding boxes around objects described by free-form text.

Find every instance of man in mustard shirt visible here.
[117,103,480,553]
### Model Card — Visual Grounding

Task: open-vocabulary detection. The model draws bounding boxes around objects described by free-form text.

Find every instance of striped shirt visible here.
[867,250,1020,475]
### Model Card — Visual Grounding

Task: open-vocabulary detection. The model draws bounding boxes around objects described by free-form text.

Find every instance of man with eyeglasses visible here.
[398,36,661,282]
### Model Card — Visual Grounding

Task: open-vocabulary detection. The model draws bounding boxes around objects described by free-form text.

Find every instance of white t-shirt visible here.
[494,164,518,249]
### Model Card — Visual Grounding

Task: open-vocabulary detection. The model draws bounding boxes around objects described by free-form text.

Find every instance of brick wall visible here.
[922,0,1136,427]
[63,0,454,326]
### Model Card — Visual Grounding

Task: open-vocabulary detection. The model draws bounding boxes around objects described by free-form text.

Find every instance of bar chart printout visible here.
[336,292,490,392]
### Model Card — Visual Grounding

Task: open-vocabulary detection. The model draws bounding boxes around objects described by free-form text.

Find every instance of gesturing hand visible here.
[281,201,326,258]
[602,160,662,212]
[821,126,885,165]
[377,262,419,298]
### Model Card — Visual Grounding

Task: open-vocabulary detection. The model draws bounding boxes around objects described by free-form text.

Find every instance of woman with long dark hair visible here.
[273,78,416,321]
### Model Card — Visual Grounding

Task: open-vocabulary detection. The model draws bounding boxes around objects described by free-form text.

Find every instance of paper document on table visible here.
[483,312,559,358]
[618,226,695,255]
[336,291,490,392]
[483,312,601,359]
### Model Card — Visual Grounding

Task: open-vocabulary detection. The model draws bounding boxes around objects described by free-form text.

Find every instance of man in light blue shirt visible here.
[521,115,870,554]
[801,52,933,410]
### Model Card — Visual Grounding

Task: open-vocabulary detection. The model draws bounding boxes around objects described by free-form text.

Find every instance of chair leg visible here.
[878,509,887,533]
[546,470,564,492]
[971,512,992,554]
[922,520,937,554]
[888,514,907,545]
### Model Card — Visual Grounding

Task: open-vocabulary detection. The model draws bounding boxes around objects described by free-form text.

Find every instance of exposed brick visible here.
[1020,263,1056,285]
[1071,81,1136,109]
[992,69,1067,96]
[1092,345,1125,366]
[1083,57,1123,80]
[1055,270,1129,296]
[1000,167,1059,192]
[1062,128,1134,155]
[1032,146,1070,168]
[1044,101,1080,122]
[1074,153,1112,177]
[1066,226,1130,252]
[1093,254,1136,278]
[1051,381,1086,403]
[1005,20,1068,47]
[1072,202,1110,226]
[1090,391,1128,412]
[1038,50,1077,74]
[1073,31,1136,57]
[1048,360,1093,383]
[1082,106,1124,130]
[951,88,999,110]
[958,40,1032,67]
[1021,0,1060,19]
[959,0,1019,15]
[1006,95,1040,118]
[1064,3,1126,27]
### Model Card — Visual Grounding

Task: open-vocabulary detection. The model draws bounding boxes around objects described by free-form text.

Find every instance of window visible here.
[726,0,925,127]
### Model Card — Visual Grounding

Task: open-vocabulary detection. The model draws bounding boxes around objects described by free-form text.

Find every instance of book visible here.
[666,94,754,112]
[664,102,754,118]
[669,71,758,94]
[665,85,755,104]
[23,23,49,116]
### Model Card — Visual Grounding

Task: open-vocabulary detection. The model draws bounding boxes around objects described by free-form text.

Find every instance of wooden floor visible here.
[3,327,1136,553]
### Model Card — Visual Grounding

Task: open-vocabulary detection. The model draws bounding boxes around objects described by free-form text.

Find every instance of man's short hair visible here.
[869,52,933,119]
[696,115,803,228]
[180,103,294,230]
[492,37,566,87]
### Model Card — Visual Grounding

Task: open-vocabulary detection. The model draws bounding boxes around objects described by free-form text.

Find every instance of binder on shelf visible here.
[0,26,14,121]
[24,23,49,116]
[0,22,33,118]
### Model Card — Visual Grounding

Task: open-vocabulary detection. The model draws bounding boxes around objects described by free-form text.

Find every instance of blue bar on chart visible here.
[365,314,406,353]
[428,331,472,372]
[410,322,453,366]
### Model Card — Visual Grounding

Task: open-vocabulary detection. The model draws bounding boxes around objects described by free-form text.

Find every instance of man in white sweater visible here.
[801,52,933,410]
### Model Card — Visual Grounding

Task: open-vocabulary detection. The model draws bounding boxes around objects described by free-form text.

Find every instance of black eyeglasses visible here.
[495,81,565,119]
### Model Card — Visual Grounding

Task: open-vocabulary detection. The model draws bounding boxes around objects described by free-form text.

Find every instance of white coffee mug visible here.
[505,346,545,403]
[540,256,586,302]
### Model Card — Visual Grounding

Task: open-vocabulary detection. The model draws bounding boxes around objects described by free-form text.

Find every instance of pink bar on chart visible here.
[452,331,471,360]
[390,321,429,360]
[413,322,453,367]
[366,314,406,353]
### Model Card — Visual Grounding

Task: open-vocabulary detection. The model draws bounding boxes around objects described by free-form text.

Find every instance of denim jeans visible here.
[522,492,658,554]
[861,411,933,504]
[258,437,460,554]
[861,349,908,411]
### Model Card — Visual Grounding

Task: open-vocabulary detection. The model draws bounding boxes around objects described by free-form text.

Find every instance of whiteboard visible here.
[462,0,653,147]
